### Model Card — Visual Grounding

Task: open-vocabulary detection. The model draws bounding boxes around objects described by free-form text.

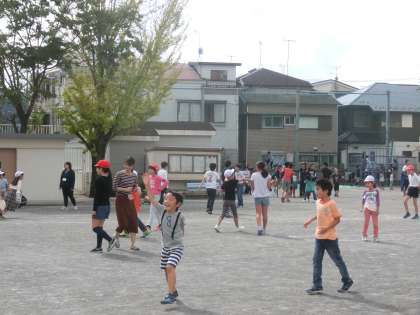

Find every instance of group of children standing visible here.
[0,170,25,219]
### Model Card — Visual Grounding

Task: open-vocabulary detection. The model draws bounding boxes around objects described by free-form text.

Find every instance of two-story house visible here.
[238,68,339,167]
[338,83,420,170]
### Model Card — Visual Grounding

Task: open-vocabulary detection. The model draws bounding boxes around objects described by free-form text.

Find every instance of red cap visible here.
[406,164,415,171]
[95,160,112,169]
[148,162,160,172]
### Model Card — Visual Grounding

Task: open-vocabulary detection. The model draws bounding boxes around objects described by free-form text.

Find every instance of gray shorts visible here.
[254,197,270,207]
[222,200,238,218]
[282,181,291,191]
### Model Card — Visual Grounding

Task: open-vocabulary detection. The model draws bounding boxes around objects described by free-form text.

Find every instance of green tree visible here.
[0,0,67,133]
[57,0,185,196]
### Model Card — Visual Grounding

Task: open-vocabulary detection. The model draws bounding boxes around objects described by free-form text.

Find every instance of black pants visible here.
[300,182,306,197]
[206,188,217,212]
[62,188,76,207]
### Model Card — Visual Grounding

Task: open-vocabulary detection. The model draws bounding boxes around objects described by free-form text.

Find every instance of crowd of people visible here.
[1,154,420,303]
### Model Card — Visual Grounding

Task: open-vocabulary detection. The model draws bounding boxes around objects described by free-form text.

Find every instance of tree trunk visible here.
[89,139,108,197]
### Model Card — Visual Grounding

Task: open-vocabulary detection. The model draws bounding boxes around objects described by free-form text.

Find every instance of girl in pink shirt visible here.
[146,163,168,232]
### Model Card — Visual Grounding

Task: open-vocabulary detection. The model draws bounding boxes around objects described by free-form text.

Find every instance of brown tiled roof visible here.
[238,68,313,89]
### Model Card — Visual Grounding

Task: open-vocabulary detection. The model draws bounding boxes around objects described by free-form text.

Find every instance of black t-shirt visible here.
[93,175,113,210]
[321,167,332,179]
[222,179,237,201]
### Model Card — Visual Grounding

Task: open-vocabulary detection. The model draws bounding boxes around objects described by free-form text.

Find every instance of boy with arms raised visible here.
[142,174,185,305]
[304,179,353,294]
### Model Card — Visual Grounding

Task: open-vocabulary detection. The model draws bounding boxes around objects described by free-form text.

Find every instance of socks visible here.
[93,227,112,248]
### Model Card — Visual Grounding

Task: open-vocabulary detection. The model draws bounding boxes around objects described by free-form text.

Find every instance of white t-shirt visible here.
[235,171,245,184]
[157,169,168,181]
[251,171,271,198]
[408,173,420,187]
[203,171,220,189]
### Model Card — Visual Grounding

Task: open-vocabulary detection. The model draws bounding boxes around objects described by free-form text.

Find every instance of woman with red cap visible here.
[146,162,168,232]
[90,160,114,252]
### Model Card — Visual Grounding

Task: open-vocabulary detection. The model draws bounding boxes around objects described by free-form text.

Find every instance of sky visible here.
[181,0,420,88]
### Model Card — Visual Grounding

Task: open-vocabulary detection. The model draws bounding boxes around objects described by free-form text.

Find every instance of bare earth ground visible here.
[1,187,419,315]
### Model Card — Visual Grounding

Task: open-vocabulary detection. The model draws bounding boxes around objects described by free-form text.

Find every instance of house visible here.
[338,83,420,170]
[238,68,339,167]
[312,79,357,98]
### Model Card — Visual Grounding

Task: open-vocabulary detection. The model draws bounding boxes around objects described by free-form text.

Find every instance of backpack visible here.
[160,210,182,240]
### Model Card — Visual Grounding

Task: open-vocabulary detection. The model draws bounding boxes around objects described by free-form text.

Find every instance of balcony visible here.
[0,124,64,135]
[205,80,237,88]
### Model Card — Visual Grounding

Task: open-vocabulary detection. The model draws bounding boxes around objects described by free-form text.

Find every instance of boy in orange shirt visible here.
[304,179,353,294]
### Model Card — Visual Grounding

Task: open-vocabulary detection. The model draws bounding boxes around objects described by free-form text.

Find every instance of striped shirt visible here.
[112,170,138,197]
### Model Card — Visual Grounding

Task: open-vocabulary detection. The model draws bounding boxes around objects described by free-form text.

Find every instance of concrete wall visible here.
[109,140,156,173]
[0,137,67,203]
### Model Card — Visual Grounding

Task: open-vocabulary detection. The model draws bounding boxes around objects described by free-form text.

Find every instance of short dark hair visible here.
[224,160,231,168]
[323,162,328,167]
[125,156,135,166]
[235,164,241,169]
[161,161,168,169]
[316,179,332,196]
[167,190,184,206]
[209,163,217,171]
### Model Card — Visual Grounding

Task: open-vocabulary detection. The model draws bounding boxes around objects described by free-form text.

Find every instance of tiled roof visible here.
[238,68,313,89]
[338,83,420,112]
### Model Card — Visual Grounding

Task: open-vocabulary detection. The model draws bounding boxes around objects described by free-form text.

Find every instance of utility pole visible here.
[284,39,296,75]
[258,41,262,67]
[294,91,300,166]
[386,90,391,162]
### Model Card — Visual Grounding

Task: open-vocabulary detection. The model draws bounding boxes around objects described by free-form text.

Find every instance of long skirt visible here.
[115,195,138,234]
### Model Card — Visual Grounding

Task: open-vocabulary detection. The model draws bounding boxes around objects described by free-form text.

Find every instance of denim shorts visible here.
[254,197,270,207]
[94,205,110,220]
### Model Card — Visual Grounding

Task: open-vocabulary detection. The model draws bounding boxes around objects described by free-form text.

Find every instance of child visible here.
[403,164,420,219]
[379,172,385,190]
[200,163,220,214]
[146,163,169,231]
[142,173,185,305]
[361,175,380,242]
[291,173,298,198]
[304,179,353,295]
[214,169,244,233]
[389,171,394,190]
[304,169,317,202]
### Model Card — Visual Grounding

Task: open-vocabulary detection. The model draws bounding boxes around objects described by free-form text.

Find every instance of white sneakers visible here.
[362,236,368,242]
[214,225,245,233]
[73,206,78,210]
[61,206,67,211]
[214,225,221,233]
[237,226,245,232]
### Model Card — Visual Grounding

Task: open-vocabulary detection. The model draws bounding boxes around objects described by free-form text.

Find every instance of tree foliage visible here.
[56,0,186,195]
[0,0,67,133]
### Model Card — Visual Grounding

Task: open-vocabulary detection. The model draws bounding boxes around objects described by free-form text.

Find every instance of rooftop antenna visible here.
[258,41,263,67]
[228,55,236,62]
[284,39,296,76]
[195,30,203,61]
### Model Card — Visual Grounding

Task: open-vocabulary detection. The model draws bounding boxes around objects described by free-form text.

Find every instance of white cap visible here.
[15,170,24,177]
[224,169,235,178]
[0,170,5,175]
[133,170,138,176]
[364,175,375,182]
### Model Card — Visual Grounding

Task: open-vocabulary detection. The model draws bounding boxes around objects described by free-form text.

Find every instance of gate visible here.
[64,140,92,195]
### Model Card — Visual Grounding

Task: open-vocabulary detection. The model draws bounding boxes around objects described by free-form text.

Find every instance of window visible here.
[353,111,369,128]
[169,155,218,173]
[349,153,363,166]
[402,151,412,158]
[177,102,201,122]
[402,114,413,128]
[299,116,318,129]
[284,115,295,125]
[210,70,227,81]
[262,115,283,128]
[205,102,226,123]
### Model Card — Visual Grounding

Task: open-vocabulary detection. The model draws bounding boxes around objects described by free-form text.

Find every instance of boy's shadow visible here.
[321,291,403,313]
[164,300,219,315]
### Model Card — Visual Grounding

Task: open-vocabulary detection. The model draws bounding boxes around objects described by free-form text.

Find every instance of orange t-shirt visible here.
[282,168,294,182]
[315,199,342,240]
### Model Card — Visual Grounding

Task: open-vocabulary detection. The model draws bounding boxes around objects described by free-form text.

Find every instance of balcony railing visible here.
[0,124,64,135]
[205,80,237,88]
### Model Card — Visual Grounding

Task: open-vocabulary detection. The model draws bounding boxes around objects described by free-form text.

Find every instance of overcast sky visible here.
[182,0,420,88]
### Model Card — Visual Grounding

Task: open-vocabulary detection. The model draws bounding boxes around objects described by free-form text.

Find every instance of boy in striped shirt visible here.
[142,174,185,305]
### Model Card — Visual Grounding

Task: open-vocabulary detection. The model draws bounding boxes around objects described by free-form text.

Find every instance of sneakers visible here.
[109,237,119,251]
[90,247,102,253]
[305,287,323,295]
[160,292,177,305]
[73,206,78,210]
[362,236,368,242]
[257,230,263,236]
[61,206,67,211]
[107,241,113,252]
[206,209,212,215]
[373,237,379,242]
[338,279,354,293]
[412,214,419,219]
[403,212,411,219]
[237,225,245,232]
[130,246,140,251]
[214,225,221,233]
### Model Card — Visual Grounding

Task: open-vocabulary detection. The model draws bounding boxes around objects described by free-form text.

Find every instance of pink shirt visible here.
[149,174,168,195]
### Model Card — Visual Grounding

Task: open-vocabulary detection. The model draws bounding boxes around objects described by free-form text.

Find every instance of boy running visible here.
[214,169,244,233]
[304,179,353,294]
[142,174,185,305]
